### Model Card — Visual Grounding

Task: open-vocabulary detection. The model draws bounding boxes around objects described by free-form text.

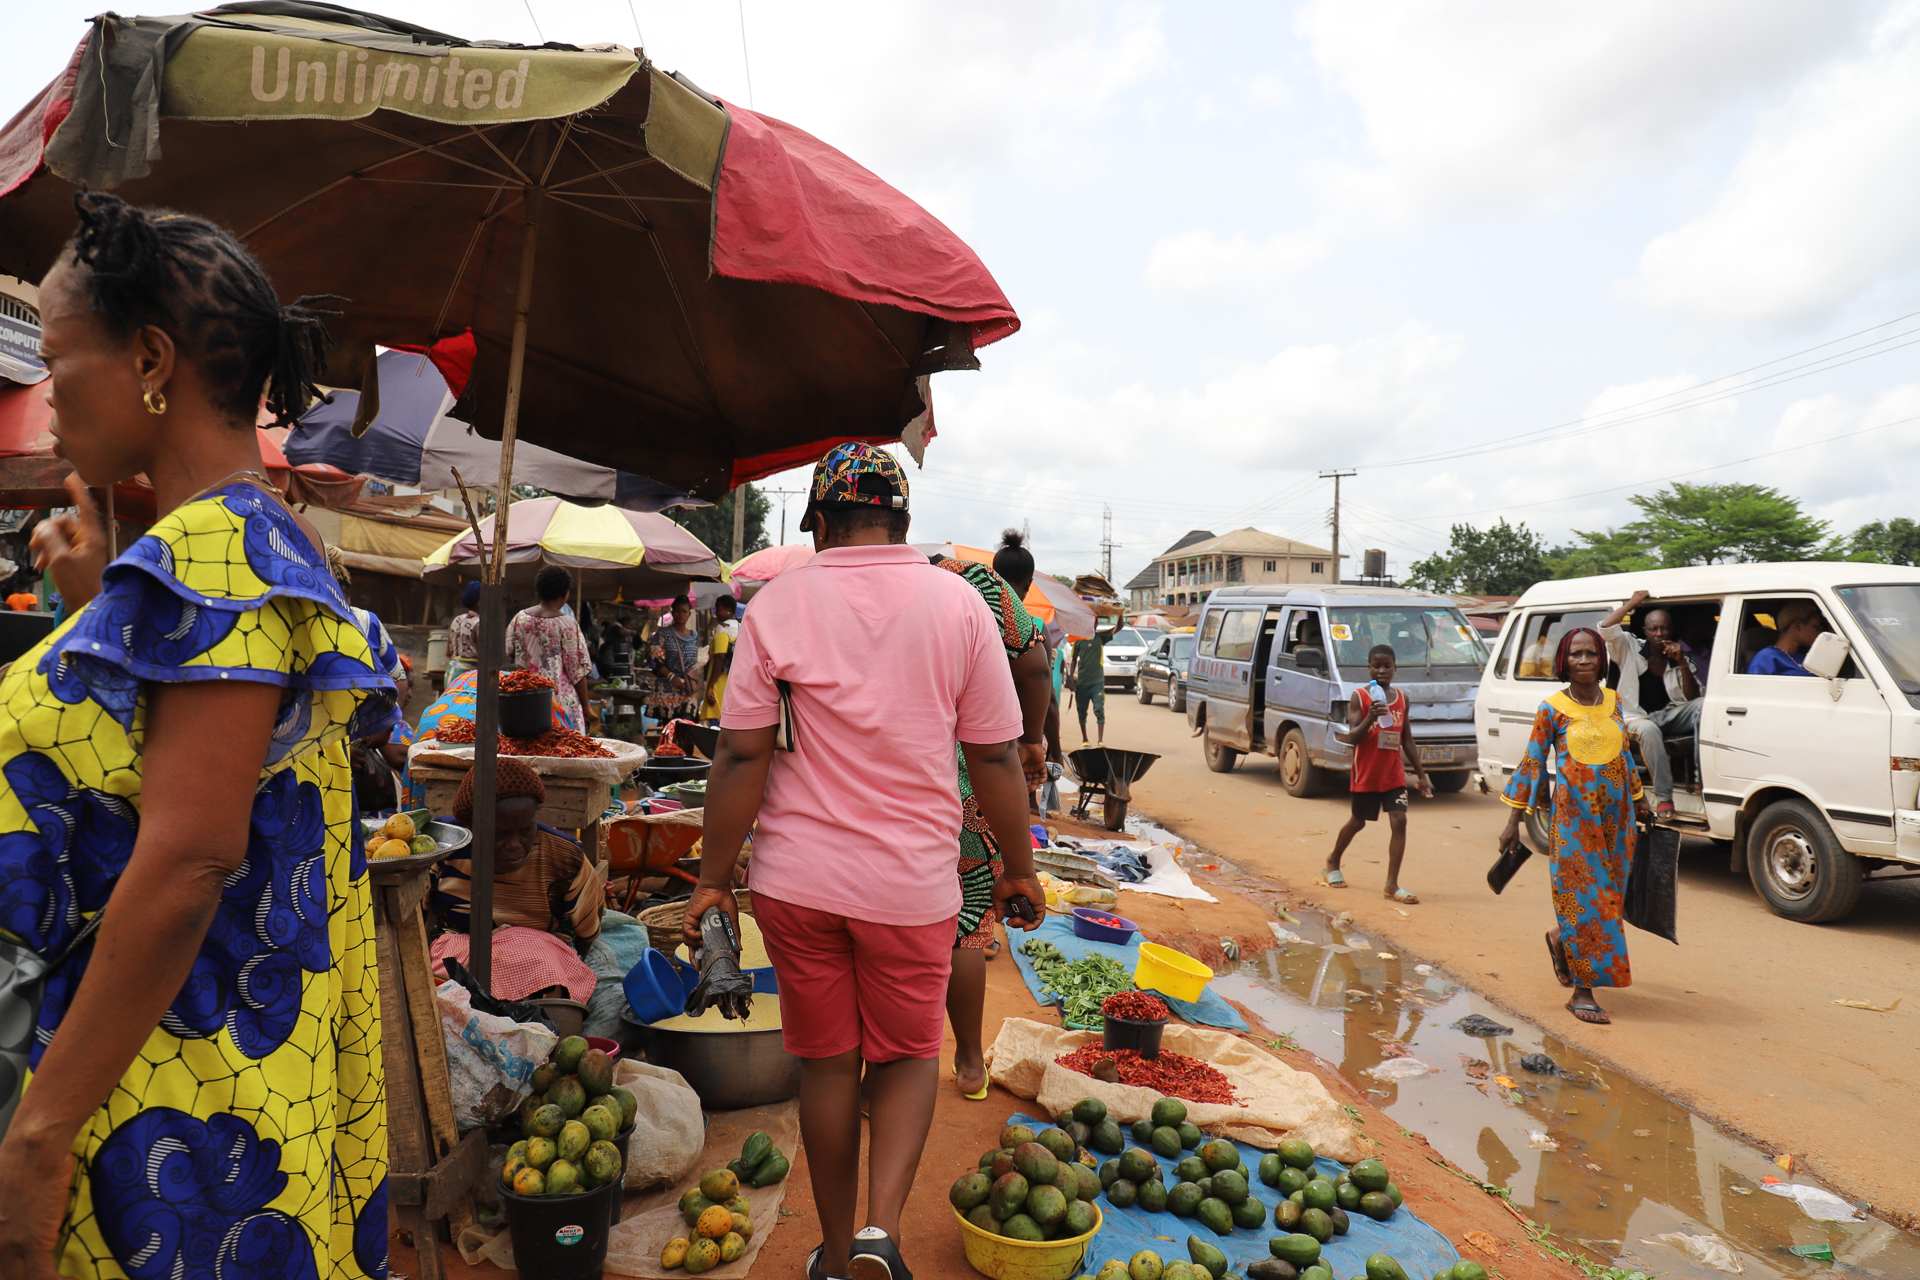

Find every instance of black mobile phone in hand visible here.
[1004,894,1037,923]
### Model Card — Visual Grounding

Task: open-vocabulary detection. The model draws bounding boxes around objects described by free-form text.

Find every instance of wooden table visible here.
[370,853,486,1280]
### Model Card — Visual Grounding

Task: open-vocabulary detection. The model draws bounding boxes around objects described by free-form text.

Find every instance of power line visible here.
[521,0,545,42]
[624,0,643,48]
[736,0,756,109]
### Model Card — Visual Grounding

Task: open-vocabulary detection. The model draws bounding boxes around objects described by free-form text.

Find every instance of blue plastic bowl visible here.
[747,965,779,994]
[1071,907,1138,945]
[622,948,687,1023]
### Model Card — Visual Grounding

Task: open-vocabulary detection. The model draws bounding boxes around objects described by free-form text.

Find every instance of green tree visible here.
[1626,482,1827,565]
[1405,518,1550,595]
[1546,527,1659,579]
[1847,517,1920,565]
[669,484,770,560]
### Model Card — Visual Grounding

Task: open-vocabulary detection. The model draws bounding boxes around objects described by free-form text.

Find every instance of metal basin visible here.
[618,1012,802,1110]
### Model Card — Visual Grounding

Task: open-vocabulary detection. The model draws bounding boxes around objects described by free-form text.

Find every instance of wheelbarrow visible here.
[1067,746,1161,831]
[605,809,705,911]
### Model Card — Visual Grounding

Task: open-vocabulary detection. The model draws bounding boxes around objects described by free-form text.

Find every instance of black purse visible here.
[0,913,104,1139]
[1487,835,1534,895]
[1625,824,1681,943]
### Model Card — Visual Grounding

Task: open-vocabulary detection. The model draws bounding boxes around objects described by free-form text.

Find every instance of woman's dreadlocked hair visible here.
[64,192,342,426]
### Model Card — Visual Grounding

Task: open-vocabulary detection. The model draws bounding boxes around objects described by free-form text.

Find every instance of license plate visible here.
[1419,745,1454,763]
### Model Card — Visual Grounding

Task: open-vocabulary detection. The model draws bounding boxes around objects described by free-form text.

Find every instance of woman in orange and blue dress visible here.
[0,195,392,1278]
[1498,626,1652,1026]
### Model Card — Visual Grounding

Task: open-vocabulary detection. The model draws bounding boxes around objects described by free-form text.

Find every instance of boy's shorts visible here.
[752,893,958,1062]
[1350,787,1408,823]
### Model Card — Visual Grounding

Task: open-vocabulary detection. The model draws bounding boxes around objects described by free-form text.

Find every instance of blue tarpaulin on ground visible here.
[1009,915,1247,1032]
[1008,1112,1458,1280]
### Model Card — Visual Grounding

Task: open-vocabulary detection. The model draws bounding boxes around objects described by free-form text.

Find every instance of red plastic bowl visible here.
[585,1035,622,1062]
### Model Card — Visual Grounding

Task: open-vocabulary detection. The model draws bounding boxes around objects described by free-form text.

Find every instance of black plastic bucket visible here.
[500,686,554,738]
[503,1178,619,1279]
[1102,1014,1168,1060]
[608,1126,633,1228]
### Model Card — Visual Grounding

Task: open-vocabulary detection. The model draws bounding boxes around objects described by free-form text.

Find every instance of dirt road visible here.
[1100,691,1920,1227]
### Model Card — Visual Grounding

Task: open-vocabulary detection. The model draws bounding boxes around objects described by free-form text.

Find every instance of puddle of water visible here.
[1107,817,1920,1279]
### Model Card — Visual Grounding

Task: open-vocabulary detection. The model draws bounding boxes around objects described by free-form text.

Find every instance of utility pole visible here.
[760,487,805,546]
[1319,469,1355,584]
[1100,505,1117,583]
[731,484,748,561]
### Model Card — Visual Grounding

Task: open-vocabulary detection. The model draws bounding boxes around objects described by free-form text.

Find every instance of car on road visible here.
[1184,585,1489,795]
[1478,563,1920,924]
[1136,631,1195,710]
[1101,626,1152,690]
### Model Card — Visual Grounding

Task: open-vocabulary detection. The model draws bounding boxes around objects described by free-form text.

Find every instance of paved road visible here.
[1096,688,1920,1227]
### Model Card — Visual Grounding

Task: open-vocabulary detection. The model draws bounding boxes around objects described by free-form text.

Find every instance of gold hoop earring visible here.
[143,388,167,415]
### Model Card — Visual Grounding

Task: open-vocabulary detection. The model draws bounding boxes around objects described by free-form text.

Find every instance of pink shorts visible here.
[752,893,958,1062]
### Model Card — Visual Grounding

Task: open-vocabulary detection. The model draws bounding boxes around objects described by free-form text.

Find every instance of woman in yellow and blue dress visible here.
[1499,626,1652,1027]
[0,195,392,1279]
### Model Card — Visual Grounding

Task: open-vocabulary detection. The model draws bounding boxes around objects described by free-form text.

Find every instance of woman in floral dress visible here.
[0,195,392,1278]
[506,565,592,729]
[1499,627,1652,1025]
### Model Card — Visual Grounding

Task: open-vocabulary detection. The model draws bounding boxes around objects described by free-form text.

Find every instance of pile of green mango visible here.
[950,1109,1107,1242]
[501,1035,633,1197]
[1072,1237,1234,1280]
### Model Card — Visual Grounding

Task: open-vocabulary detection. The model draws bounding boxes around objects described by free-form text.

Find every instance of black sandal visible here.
[1566,997,1610,1025]
[1545,932,1573,989]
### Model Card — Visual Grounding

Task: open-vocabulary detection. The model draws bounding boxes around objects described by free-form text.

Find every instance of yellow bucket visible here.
[954,1203,1103,1280]
[1134,941,1212,1003]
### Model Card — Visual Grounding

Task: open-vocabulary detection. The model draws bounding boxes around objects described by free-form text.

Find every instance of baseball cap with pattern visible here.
[807,441,909,510]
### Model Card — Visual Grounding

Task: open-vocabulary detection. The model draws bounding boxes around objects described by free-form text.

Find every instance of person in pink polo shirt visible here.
[684,443,1043,1280]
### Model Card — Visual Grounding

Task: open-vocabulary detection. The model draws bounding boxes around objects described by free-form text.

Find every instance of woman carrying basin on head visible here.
[1497,627,1651,1025]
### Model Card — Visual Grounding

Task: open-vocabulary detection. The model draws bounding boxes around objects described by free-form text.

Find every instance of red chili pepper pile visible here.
[1101,990,1170,1021]
[499,669,557,692]
[1055,1045,1238,1105]
[428,717,612,758]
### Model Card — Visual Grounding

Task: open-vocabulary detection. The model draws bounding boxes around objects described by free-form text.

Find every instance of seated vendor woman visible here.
[430,758,606,1002]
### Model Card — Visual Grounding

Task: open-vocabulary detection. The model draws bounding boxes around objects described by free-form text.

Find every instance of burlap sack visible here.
[983,1017,1365,1164]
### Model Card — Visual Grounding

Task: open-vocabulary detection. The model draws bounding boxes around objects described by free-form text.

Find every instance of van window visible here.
[1214,609,1260,662]
[1735,596,1855,677]
[1197,610,1224,655]
[1281,609,1325,654]
[1327,606,1488,671]
[1511,609,1606,680]
[1837,583,1920,703]
[1493,619,1521,679]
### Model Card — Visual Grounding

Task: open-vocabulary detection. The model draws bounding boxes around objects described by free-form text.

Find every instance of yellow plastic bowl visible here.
[1134,941,1213,1003]
[954,1202,1102,1280]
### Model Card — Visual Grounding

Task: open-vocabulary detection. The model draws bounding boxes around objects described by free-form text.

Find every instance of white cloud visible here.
[1629,2,1920,325]
[1295,0,1863,217]
[1142,228,1333,296]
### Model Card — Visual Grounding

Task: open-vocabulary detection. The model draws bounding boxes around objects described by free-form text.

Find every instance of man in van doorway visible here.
[1322,645,1432,903]
[1599,589,1704,820]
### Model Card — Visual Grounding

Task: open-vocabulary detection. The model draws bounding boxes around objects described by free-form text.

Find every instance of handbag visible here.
[1625,823,1681,943]
[1487,834,1534,895]
[0,913,104,1139]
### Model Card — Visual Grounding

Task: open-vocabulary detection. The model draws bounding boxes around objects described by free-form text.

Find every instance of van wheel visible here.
[1137,681,1154,705]
[1748,798,1862,923]
[1278,728,1330,797]
[1204,738,1239,773]
[1427,771,1470,794]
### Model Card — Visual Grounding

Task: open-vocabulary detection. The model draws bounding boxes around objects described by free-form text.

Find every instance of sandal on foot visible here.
[955,1068,992,1101]
[983,938,1002,961]
[1320,869,1348,888]
[1386,888,1420,904]
[809,1244,852,1280]
[1565,998,1610,1025]
[1545,932,1573,988]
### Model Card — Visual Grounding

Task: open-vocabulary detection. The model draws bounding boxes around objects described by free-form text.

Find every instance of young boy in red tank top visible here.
[1322,645,1432,903]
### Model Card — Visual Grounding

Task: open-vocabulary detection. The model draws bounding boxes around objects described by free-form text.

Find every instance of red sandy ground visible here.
[393,818,1578,1279]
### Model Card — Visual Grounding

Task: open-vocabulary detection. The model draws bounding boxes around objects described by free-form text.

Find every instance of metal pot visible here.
[618,1012,801,1110]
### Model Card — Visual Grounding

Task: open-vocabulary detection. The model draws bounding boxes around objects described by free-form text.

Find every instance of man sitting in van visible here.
[1747,600,1826,676]
[1599,590,1705,820]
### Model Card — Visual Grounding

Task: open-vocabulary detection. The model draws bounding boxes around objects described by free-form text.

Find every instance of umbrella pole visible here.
[469,183,545,992]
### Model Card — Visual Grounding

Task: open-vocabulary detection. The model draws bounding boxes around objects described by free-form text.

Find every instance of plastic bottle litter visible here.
[1758,1180,1865,1221]
[1644,1232,1744,1273]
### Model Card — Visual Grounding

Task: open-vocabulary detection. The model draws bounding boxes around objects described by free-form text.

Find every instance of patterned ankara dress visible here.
[0,482,395,1279]
[506,609,591,729]
[937,558,1040,949]
[1501,687,1644,990]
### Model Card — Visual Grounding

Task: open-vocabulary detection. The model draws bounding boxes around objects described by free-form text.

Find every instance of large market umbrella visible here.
[423,495,721,594]
[0,1,1019,994]
[288,344,702,511]
[730,542,815,584]
[918,542,1101,640]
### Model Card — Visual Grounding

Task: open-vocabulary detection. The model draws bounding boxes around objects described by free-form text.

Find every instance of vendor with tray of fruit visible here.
[426,759,606,1002]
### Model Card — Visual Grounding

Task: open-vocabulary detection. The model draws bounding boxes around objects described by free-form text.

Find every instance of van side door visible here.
[1272,607,1338,759]
[1185,609,1225,730]
[1205,607,1262,750]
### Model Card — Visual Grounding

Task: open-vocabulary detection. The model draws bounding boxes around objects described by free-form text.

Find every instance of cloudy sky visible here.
[9,1,1920,585]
